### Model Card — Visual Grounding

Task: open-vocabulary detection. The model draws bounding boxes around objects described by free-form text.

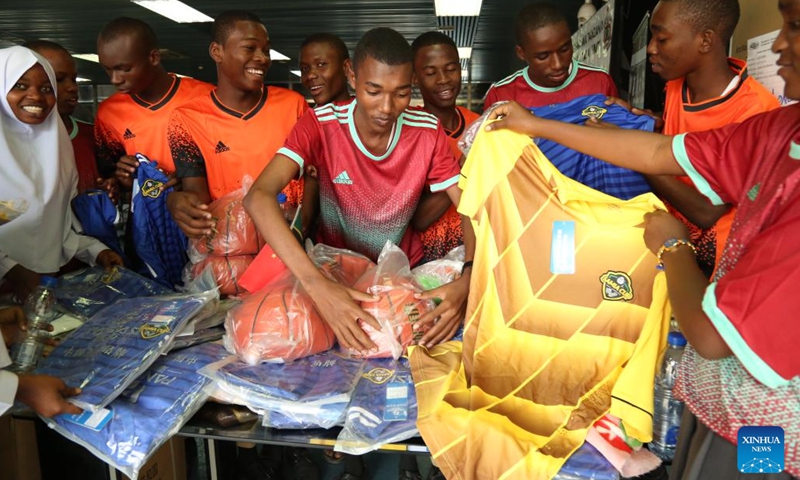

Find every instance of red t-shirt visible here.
[673,104,800,385]
[483,60,618,110]
[663,58,780,275]
[169,87,308,202]
[69,117,99,193]
[95,75,213,175]
[416,105,481,262]
[280,99,462,264]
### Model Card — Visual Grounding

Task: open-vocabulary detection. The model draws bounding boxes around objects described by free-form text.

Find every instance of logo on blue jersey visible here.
[599,271,634,301]
[581,105,608,120]
[333,170,353,185]
[362,367,395,385]
[737,426,784,473]
[140,323,171,339]
[141,179,164,199]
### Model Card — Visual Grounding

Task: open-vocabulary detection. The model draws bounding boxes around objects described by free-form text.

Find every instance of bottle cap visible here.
[40,275,58,288]
[277,193,287,203]
[667,331,687,347]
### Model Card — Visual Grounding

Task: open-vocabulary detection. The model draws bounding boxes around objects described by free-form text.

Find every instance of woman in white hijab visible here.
[0,46,121,301]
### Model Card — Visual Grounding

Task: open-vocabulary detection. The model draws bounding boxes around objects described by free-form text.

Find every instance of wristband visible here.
[656,239,696,268]
[461,260,474,274]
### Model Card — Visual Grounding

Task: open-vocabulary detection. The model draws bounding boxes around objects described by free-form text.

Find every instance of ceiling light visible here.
[131,0,213,23]
[434,0,483,16]
[73,54,99,63]
[457,47,472,59]
[271,50,290,61]
[77,77,92,83]
[290,70,301,77]
[174,73,192,78]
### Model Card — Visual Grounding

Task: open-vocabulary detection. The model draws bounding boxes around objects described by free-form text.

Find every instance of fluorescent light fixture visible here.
[73,54,99,63]
[76,76,92,83]
[457,47,472,59]
[271,49,290,61]
[131,0,213,23]
[174,73,192,78]
[461,70,470,78]
[435,0,483,16]
[290,70,302,77]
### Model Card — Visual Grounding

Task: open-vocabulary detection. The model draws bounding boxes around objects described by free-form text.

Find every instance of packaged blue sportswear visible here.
[55,265,171,319]
[71,188,124,256]
[36,290,216,411]
[131,153,188,287]
[335,358,419,454]
[531,94,655,200]
[43,342,228,480]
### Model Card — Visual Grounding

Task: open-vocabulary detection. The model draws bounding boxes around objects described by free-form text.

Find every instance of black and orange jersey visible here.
[94,75,213,175]
[169,86,308,202]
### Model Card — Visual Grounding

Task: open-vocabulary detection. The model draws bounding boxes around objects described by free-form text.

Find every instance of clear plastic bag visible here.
[201,350,364,429]
[0,198,28,226]
[188,254,254,297]
[307,243,375,288]
[42,342,228,480]
[36,290,217,411]
[555,443,620,480]
[335,357,418,455]
[55,266,172,319]
[342,242,435,359]
[224,270,335,364]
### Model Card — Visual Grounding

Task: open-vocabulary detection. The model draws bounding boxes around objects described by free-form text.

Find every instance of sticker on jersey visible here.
[737,426,784,473]
[599,271,634,301]
[362,367,395,385]
[141,179,164,199]
[140,323,171,339]
[384,381,409,422]
[581,105,608,120]
[550,221,576,274]
[64,407,114,431]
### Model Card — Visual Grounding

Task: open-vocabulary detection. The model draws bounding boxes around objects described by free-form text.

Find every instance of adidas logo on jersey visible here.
[123,128,136,140]
[332,170,353,185]
[215,141,230,154]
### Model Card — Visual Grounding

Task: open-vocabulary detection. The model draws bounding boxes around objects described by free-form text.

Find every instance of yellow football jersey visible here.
[409,125,671,480]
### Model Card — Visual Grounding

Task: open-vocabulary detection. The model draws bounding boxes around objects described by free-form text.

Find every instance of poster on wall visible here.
[629,12,649,110]
[572,0,615,72]
[748,30,796,106]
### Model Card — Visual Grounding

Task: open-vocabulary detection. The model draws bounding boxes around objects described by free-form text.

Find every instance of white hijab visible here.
[0,46,80,273]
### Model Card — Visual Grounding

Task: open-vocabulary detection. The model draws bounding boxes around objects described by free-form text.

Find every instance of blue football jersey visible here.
[531,94,655,200]
[131,154,188,288]
[71,189,124,256]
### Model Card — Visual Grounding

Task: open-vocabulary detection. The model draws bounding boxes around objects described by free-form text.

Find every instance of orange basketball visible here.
[225,271,335,364]
[191,254,254,297]
[192,191,261,257]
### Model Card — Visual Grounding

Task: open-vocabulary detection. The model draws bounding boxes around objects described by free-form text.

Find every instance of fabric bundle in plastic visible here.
[55,266,172,319]
[225,270,335,364]
[36,290,216,411]
[335,357,418,454]
[42,342,228,480]
[202,350,364,429]
[342,242,434,359]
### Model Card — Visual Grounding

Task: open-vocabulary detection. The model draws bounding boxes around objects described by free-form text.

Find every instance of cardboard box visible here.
[121,437,186,480]
[0,416,42,480]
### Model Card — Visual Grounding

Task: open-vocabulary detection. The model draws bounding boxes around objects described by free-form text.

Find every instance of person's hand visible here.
[4,265,40,304]
[0,306,25,347]
[305,276,380,354]
[15,374,82,417]
[413,273,469,348]
[605,96,664,132]
[161,172,182,192]
[96,249,123,269]
[95,177,119,204]
[483,101,540,137]
[114,155,139,190]
[604,96,633,111]
[166,191,214,238]
[643,210,690,255]
[585,117,621,129]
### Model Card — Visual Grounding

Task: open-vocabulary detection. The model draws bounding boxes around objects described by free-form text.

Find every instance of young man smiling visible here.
[483,1,617,109]
[166,10,307,238]
[245,27,475,355]
[299,33,351,106]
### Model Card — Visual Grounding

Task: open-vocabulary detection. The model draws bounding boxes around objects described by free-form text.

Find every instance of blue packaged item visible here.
[335,358,418,454]
[71,189,124,257]
[131,153,188,288]
[555,442,620,480]
[55,266,172,319]
[530,94,655,200]
[202,350,364,429]
[37,291,216,411]
[43,342,228,480]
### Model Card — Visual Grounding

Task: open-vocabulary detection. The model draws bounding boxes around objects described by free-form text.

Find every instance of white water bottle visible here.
[12,276,58,372]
